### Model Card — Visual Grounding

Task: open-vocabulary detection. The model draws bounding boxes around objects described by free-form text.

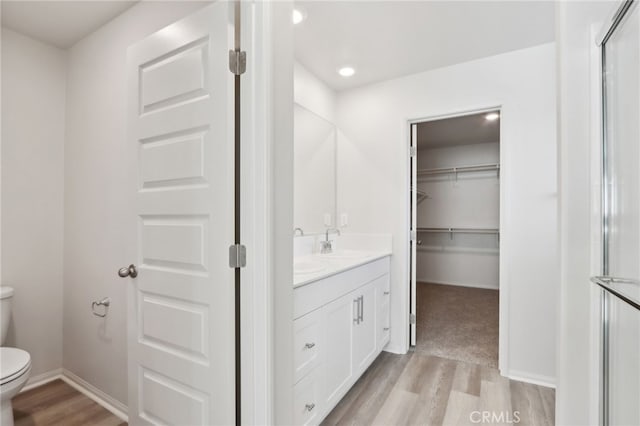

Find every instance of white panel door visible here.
[126,4,234,425]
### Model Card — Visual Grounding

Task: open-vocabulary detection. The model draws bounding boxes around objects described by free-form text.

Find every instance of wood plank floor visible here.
[12,379,126,426]
[322,351,555,426]
[12,360,553,426]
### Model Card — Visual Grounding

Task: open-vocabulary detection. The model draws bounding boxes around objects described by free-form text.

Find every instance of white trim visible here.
[416,279,499,291]
[20,368,62,393]
[266,2,294,424]
[382,345,407,355]
[19,369,128,422]
[61,369,128,422]
[405,103,508,375]
[507,370,556,389]
[241,1,272,424]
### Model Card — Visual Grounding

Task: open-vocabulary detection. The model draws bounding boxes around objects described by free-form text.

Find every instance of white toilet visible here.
[0,287,31,426]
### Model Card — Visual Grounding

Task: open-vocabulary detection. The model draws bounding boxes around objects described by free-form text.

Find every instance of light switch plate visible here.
[340,213,348,227]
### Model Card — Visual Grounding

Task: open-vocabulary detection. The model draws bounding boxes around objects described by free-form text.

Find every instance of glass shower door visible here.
[594,2,640,425]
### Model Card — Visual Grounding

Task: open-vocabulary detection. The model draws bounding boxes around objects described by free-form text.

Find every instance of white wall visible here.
[416,142,500,289]
[63,1,209,406]
[1,28,66,381]
[556,2,614,424]
[336,43,558,384]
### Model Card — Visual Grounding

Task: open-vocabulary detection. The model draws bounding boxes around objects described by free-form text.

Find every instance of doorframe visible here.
[240,1,266,424]
[241,1,294,425]
[405,104,507,374]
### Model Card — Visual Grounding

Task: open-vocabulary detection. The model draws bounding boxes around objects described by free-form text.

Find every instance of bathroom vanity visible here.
[293,250,391,425]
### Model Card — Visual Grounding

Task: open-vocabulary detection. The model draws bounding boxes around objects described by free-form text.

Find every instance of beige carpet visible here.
[415,282,499,368]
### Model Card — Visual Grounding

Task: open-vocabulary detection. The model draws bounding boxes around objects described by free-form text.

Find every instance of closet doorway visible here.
[409,109,501,368]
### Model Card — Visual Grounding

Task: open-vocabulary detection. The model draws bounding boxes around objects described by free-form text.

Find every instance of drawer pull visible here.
[384,291,390,295]
[383,327,390,331]
[304,342,315,349]
[305,403,315,412]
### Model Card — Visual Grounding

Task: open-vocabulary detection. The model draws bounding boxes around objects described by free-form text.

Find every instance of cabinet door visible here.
[352,281,377,373]
[321,291,356,409]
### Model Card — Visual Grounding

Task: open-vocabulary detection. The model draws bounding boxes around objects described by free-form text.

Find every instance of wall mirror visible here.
[294,103,337,235]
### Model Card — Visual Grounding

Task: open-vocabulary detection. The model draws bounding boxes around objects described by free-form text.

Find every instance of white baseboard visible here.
[416,278,499,291]
[382,344,407,355]
[21,368,63,392]
[507,370,556,389]
[61,369,128,422]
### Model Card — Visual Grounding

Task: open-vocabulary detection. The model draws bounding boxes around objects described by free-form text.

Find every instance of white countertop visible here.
[293,250,392,288]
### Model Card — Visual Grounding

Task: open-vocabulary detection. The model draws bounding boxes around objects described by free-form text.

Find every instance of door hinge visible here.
[410,230,417,241]
[409,146,417,157]
[229,244,247,268]
[410,313,416,324]
[229,49,247,75]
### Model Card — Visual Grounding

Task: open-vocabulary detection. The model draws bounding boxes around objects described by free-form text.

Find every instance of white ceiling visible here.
[417,111,500,149]
[1,1,138,49]
[294,1,555,91]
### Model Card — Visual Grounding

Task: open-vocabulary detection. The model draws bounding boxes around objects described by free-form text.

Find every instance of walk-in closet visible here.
[410,110,501,368]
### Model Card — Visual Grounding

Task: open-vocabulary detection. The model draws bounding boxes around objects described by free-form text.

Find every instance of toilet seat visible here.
[0,348,31,386]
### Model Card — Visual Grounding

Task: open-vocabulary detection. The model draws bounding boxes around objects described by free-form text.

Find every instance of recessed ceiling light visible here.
[485,112,500,121]
[338,67,356,77]
[292,9,306,25]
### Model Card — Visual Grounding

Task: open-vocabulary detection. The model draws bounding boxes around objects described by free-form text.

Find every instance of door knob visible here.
[118,264,138,278]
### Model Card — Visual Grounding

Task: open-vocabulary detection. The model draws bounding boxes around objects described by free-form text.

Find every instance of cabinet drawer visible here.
[294,309,322,383]
[294,367,322,426]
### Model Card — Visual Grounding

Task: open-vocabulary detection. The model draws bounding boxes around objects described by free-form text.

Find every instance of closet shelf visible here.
[417,163,500,177]
[417,227,499,235]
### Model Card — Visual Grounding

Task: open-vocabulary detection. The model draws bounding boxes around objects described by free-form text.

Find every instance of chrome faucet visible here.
[320,228,341,254]
[294,227,304,236]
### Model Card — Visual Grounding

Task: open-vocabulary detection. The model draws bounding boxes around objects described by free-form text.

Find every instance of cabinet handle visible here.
[384,291,390,295]
[353,299,359,324]
[304,342,315,349]
[305,403,315,412]
[359,295,364,322]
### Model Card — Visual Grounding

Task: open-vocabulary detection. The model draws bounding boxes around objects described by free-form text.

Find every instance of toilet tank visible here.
[0,286,14,345]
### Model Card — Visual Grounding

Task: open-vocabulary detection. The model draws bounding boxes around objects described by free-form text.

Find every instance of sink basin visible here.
[319,250,369,260]
[294,260,326,275]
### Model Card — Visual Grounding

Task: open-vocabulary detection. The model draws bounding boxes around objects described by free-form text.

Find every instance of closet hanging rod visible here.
[417,227,499,234]
[417,163,500,176]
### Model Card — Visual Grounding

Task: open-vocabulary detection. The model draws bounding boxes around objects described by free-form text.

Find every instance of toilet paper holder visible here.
[92,297,110,317]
